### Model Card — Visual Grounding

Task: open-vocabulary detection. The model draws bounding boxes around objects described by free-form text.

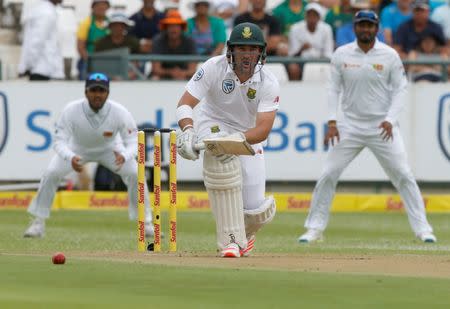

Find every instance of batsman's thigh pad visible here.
[244,196,276,238]
[203,151,247,250]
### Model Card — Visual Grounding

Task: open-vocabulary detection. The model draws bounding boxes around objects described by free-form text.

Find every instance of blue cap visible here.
[354,10,379,24]
[85,72,110,90]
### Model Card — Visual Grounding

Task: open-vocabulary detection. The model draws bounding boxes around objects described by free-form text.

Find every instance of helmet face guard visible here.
[226,23,267,73]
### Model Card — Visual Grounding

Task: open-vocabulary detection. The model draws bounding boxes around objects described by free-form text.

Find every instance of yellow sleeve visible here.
[76,17,92,41]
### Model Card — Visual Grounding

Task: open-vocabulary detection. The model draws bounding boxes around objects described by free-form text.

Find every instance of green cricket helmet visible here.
[227,22,266,48]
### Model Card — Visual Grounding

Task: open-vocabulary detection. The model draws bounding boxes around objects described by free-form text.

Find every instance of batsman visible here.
[176,22,280,258]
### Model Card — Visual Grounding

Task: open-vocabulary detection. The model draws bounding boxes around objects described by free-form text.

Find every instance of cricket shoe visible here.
[240,235,256,257]
[24,217,45,238]
[417,232,437,243]
[221,243,241,258]
[298,229,323,244]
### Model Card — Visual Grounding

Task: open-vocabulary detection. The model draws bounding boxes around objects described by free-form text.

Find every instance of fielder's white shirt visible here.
[53,98,137,162]
[186,55,280,136]
[288,20,334,58]
[328,40,407,131]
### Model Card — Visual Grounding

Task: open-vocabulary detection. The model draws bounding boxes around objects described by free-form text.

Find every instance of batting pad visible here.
[244,196,276,238]
[203,151,247,250]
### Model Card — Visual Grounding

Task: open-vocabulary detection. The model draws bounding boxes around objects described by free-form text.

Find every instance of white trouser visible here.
[305,126,433,236]
[28,151,152,223]
[239,146,266,211]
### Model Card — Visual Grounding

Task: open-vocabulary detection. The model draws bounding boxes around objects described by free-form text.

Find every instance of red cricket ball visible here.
[52,252,66,265]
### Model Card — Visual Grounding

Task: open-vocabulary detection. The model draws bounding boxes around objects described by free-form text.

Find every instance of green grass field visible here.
[1,209,449,308]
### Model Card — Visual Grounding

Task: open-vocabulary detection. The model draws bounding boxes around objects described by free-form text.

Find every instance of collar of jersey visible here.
[226,64,262,85]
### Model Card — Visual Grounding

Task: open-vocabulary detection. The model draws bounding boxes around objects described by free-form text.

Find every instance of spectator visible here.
[211,0,240,30]
[431,2,450,42]
[76,0,110,79]
[324,0,354,39]
[18,0,64,81]
[234,0,284,56]
[57,5,78,80]
[394,0,446,58]
[151,10,197,80]
[288,2,333,80]
[408,33,448,82]
[186,0,227,56]
[95,12,140,54]
[272,0,306,37]
[335,0,385,47]
[380,0,412,46]
[129,0,165,53]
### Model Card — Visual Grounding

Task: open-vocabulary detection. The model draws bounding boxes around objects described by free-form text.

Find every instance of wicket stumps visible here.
[137,128,177,252]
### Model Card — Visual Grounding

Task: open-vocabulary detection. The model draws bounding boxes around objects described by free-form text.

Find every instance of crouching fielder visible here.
[176,22,279,257]
[24,73,154,238]
[298,10,436,244]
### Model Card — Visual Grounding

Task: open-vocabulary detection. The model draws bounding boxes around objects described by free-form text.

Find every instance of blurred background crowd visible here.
[0,0,449,82]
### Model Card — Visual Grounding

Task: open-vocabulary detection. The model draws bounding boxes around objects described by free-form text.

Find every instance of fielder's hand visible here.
[71,155,83,173]
[177,127,199,161]
[379,121,393,141]
[324,122,340,146]
[114,151,125,170]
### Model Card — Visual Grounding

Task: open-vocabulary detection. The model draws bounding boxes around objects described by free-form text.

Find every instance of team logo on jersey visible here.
[242,27,252,39]
[0,92,8,156]
[437,94,450,162]
[372,64,384,71]
[193,68,204,81]
[247,88,256,99]
[222,79,235,94]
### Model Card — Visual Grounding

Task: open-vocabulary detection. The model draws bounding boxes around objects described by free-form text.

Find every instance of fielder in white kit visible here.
[24,73,154,238]
[176,22,279,257]
[298,10,436,244]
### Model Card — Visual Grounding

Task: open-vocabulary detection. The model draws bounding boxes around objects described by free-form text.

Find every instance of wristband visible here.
[176,105,193,122]
[182,124,194,131]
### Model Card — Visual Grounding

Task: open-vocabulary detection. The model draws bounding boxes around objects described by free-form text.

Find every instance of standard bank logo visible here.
[437,94,450,161]
[0,92,8,155]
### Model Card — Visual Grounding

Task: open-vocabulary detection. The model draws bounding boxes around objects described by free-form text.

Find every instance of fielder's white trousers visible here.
[305,126,433,236]
[28,151,152,223]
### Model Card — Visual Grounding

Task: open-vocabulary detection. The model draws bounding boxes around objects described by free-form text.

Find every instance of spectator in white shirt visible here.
[287,2,333,80]
[23,73,155,239]
[18,0,64,80]
[298,10,436,244]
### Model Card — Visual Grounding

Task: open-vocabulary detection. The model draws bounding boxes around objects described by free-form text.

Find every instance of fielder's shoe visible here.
[24,217,45,238]
[221,243,241,258]
[298,229,323,244]
[418,232,437,243]
[240,235,256,257]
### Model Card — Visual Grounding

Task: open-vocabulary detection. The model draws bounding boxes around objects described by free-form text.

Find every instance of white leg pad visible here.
[244,196,276,238]
[203,151,247,250]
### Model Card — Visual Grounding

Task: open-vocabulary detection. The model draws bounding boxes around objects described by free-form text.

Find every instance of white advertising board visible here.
[0,82,448,181]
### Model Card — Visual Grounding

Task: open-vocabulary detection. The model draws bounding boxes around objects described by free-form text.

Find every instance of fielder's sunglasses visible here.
[354,10,379,23]
[87,72,110,82]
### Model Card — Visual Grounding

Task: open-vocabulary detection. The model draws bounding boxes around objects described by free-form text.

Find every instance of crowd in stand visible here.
[18,0,450,81]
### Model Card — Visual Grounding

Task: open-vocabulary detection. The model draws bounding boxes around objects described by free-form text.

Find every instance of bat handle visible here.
[194,142,205,151]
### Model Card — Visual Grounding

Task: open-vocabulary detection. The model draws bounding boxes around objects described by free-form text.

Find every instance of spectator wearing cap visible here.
[186,0,227,56]
[95,12,141,54]
[129,0,165,53]
[76,0,110,79]
[288,2,333,80]
[18,0,64,80]
[234,0,284,56]
[380,0,412,46]
[394,0,447,59]
[151,11,197,80]
[335,0,385,47]
[272,0,306,37]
